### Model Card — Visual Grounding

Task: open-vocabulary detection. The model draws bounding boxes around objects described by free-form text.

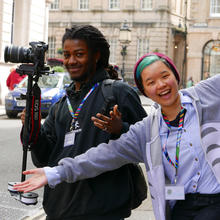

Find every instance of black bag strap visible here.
[54,95,66,119]
[101,79,148,208]
[101,79,117,115]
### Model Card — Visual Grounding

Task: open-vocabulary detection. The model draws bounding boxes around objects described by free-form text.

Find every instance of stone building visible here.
[187,0,220,83]
[0,0,52,104]
[48,0,187,85]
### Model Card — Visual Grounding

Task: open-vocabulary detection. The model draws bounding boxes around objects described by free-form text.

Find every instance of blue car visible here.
[5,72,72,118]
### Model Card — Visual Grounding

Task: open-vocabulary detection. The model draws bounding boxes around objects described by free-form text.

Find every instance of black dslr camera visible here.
[4,41,50,76]
[5,41,52,205]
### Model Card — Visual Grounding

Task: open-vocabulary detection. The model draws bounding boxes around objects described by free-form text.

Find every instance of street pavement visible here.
[0,96,155,220]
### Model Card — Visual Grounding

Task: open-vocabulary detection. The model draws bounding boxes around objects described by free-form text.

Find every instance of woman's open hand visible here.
[13,168,48,193]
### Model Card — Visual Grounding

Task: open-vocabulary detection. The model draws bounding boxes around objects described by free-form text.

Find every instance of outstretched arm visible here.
[14,119,147,192]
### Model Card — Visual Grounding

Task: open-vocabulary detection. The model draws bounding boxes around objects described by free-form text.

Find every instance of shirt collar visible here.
[179,91,193,105]
[159,92,192,133]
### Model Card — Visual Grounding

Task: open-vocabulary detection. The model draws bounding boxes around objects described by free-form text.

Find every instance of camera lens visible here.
[4,45,31,63]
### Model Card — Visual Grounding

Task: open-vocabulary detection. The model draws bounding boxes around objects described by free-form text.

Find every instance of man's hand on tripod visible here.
[21,109,26,125]
[13,168,48,193]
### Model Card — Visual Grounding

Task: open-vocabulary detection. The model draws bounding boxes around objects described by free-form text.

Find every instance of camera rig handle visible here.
[21,75,41,181]
[5,41,53,204]
[18,64,52,182]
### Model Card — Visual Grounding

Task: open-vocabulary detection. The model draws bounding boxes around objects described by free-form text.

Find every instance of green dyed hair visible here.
[136,55,172,89]
[136,55,160,81]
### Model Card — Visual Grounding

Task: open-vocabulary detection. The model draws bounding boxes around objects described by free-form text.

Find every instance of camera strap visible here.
[28,83,41,145]
[21,82,41,148]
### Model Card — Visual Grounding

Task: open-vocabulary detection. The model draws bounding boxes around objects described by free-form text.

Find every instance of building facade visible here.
[48,0,187,85]
[0,0,52,104]
[187,0,220,83]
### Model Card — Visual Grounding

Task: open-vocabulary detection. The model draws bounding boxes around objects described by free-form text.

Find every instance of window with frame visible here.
[48,37,56,58]
[109,0,120,10]
[141,0,153,10]
[210,0,220,16]
[137,39,149,60]
[50,0,59,10]
[79,0,89,10]
[108,38,117,64]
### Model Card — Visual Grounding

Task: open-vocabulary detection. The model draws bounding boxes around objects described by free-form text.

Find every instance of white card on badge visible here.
[165,185,185,200]
[64,131,75,147]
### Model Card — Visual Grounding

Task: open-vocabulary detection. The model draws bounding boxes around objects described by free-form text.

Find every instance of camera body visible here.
[4,41,47,66]
[4,41,50,77]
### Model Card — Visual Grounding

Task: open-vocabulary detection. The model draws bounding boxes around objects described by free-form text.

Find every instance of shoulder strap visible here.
[101,79,115,101]
[54,95,66,119]
[101,79,117,115]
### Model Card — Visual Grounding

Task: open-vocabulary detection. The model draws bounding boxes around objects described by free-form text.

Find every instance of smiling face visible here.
[63,39,99,82]
[141,60,180,110]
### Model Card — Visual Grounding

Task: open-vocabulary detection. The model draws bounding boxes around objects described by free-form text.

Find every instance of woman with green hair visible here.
[15,52,220,220]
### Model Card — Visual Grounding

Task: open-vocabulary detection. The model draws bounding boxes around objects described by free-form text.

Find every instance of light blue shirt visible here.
[160,92,220,196]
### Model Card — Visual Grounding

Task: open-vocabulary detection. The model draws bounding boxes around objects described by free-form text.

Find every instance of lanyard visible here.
[162,107,185,184]
[66,83,99,130]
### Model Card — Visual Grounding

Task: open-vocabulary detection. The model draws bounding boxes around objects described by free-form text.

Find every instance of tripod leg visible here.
[21,146,28,182]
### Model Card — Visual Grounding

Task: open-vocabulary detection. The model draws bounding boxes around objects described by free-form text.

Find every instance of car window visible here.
[38,75,60,88]
[17,75,61,88]
[63,75,72,87]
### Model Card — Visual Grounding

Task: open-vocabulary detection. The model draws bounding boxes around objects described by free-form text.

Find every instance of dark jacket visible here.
[31,67,147,220]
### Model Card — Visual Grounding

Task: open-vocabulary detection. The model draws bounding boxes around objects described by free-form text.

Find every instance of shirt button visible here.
[197,172,200,175]
[184,129,186,132]
[193,185,196,188]
[195,158,198,161]
[190,143,192,146]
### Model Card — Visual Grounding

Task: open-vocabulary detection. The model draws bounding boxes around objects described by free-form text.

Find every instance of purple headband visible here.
[133,52,180,96]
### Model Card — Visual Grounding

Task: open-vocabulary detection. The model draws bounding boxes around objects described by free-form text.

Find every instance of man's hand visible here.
[91,105,122,135]
[13,168,48,193]
[21,109,26,125]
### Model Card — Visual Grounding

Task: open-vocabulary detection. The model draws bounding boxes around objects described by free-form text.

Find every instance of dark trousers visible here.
[46,217,124,220]
[171,193,220,220]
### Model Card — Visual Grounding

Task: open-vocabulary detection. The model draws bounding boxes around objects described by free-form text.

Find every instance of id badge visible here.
[64,131,76,147]
[165,185,185,200]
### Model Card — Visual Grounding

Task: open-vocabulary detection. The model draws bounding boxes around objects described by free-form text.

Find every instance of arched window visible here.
[202,40,220,79]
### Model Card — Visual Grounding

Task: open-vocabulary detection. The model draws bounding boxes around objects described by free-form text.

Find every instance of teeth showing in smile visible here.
[159,90,170,96]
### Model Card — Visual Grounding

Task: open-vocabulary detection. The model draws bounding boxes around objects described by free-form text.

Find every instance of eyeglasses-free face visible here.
[141,60,180,111]
[63,39,99,83]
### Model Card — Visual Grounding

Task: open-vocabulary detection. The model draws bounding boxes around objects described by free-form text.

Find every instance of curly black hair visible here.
[62,25,110,70]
